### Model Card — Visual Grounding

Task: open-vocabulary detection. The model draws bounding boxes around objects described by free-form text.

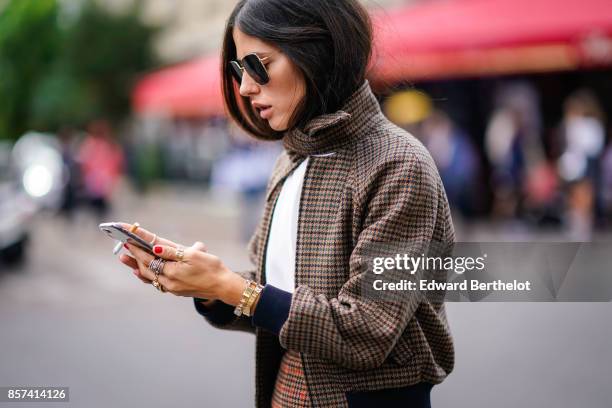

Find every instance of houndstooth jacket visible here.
[198,80,455,407]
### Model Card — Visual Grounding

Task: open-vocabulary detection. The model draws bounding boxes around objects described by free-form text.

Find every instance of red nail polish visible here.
[154,246,162,254]
[124,244,129,249]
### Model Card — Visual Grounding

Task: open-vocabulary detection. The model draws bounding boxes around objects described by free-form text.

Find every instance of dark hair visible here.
[221,0,372,140]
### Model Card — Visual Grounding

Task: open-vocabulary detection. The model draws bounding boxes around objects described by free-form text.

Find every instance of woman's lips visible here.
[259,106,273,119]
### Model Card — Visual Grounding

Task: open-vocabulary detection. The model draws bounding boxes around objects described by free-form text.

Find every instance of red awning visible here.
[370,0,612,82]
[132,56,224,117]
[133,0,612,117]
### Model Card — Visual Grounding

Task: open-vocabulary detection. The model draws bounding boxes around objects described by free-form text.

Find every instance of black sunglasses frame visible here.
[229,53,270,85]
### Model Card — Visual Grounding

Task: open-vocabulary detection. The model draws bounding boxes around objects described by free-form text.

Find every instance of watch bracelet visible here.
[243,283,264,317]
[234,280,257,316]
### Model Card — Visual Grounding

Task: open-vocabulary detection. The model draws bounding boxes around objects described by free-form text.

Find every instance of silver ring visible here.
[149,234,157,246]
[148,257,165,276]
[149,258,164,275]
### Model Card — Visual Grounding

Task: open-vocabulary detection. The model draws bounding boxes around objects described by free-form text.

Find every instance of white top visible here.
[264,157,310,293]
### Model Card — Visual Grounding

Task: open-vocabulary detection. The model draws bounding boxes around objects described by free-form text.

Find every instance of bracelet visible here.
[243,283,264,317]
[234,280,257,316]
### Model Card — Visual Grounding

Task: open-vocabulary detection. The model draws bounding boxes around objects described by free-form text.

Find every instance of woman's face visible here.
[232,27,306,132]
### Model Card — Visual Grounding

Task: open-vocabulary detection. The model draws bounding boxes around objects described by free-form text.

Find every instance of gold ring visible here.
[129,222,140,233]
[176,246,185,262]
[149,234,157,246]
[152,276,165,292]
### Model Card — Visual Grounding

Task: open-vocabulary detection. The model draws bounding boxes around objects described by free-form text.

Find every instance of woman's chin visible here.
[268,119,286,132]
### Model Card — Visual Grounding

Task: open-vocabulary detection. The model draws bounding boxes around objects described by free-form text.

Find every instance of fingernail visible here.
[154,245,162,254]
[124,244,129,249]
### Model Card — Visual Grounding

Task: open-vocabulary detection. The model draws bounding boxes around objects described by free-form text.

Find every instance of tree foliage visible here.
[0,0,157,140]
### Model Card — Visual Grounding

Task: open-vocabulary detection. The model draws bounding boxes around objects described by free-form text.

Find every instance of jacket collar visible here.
[282,80,382,157]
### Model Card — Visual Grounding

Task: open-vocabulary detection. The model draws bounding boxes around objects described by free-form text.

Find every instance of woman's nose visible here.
[239,71,260,97]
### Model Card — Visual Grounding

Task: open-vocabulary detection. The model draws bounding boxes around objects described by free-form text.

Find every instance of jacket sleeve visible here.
[273,150,450,370]
[193,269,257,334]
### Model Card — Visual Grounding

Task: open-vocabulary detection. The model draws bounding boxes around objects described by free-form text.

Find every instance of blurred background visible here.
[1,0,611,407]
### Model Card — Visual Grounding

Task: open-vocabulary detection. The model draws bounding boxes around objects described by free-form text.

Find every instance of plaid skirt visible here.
[271,350,312,407]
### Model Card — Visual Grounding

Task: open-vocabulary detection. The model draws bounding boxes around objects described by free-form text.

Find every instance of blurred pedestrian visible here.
[77,120,124,221]
[421,110,481,217]
[485,81,547,221]
[556,89,606,239]
[211,125,282,242]
[57,126,81,220]
[602,143,612,227]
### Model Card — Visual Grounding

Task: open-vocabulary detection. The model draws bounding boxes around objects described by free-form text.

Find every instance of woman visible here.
[120,0,455,406]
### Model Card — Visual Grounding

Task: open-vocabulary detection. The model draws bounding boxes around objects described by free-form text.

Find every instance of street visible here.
[1,182,610,407]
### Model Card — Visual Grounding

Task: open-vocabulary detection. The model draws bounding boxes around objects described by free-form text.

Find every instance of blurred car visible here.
[0,141,36,264]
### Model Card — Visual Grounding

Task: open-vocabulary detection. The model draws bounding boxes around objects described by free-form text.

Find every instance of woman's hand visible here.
[122,241,247,307]
[119,240,201,285]
[117,223,184,284]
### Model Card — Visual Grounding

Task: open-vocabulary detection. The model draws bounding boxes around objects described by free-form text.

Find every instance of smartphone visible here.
[99,222,155,256]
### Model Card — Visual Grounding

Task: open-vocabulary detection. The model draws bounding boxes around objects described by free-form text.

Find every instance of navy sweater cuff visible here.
[193,298,239,326]
[252,284,293,335]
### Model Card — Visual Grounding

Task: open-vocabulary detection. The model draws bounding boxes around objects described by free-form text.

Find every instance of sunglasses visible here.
[229,53,270,85]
